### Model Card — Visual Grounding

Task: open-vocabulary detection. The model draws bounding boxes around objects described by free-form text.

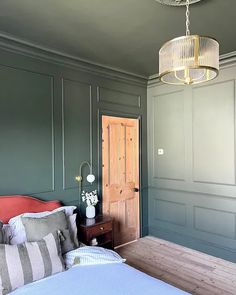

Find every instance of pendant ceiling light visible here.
[158,0,219,85]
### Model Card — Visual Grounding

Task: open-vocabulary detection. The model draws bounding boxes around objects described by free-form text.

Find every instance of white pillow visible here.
[9,206,76,245]
[64,246,126,269]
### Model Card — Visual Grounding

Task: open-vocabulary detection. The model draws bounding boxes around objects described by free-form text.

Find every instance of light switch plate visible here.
[158,148,164,155]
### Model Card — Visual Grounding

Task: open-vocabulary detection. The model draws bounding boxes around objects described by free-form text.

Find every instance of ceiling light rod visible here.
[186,0,190,36]
[158,0,219,85]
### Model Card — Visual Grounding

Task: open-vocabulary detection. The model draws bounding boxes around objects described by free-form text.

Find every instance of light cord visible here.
[186,0,190,36]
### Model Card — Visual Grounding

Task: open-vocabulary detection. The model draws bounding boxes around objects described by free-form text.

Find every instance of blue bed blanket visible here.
[11,263,190,295]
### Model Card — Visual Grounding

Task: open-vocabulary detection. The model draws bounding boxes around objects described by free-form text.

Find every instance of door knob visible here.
[133,188,139,192]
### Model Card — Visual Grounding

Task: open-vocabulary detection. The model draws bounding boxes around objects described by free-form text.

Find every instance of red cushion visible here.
[0,195,62,223]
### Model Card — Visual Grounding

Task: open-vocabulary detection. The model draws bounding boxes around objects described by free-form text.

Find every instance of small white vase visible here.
[86,205,96,218]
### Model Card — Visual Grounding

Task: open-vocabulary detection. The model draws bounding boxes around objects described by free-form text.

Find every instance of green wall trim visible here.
[0,34,147,87]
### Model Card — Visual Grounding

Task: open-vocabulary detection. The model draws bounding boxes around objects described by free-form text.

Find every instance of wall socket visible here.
[158,148,164,155]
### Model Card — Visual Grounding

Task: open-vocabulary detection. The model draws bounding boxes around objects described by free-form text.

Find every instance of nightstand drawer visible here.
[78,215,114,249]
[88,222,112,237]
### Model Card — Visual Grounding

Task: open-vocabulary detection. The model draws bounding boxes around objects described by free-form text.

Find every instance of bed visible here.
[11,263,189,295]
[0,196,189,295]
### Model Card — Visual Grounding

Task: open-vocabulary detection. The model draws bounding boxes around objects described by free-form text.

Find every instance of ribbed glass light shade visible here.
[159,35,219,85]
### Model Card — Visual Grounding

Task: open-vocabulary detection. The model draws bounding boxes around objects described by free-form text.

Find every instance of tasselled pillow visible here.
[0,231,65,294]
[8,206,76,245]
[21,210,76,254]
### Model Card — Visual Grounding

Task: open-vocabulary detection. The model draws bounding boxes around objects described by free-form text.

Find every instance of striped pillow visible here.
[0,232,65,294]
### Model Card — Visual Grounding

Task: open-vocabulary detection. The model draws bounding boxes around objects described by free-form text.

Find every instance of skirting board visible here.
[141,226,149,237]
[149,226,236,263]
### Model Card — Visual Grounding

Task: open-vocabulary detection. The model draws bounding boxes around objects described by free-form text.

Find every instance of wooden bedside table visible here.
[77,215,114,249]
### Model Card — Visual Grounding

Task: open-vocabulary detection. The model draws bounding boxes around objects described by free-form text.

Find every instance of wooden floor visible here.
[116,236,236,295]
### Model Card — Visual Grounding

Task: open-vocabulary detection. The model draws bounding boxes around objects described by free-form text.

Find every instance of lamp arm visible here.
[77,161,93,208]
[79,161,92,178]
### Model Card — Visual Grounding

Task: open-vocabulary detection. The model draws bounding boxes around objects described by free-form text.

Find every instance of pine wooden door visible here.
[102,116,139,247]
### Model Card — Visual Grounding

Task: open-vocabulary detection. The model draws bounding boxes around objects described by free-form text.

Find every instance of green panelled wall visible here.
[147,65,236,262]
[2,39,236,262]
[0,45,148,235]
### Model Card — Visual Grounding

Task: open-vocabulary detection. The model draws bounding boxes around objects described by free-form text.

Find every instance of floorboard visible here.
[116,236,236,295]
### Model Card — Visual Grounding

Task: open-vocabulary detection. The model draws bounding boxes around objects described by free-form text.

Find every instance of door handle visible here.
[133,188,139,192]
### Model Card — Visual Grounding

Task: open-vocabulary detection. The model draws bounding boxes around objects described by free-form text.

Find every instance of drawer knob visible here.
[100,226,104,230]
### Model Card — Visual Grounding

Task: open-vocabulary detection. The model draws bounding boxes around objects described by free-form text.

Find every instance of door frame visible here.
[98,109,144,238]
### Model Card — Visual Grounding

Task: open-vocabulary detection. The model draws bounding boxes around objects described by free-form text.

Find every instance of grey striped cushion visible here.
[0,221,3,244]
[0,232,65,294]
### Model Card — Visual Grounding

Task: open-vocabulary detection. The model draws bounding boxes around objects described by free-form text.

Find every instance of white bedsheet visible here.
[11,263,190,295]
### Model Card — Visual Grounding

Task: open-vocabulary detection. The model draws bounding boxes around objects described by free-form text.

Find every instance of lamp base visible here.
[75,175,82,182]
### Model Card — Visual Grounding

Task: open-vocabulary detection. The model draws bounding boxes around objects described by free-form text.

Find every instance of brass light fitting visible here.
[158,0,219,85]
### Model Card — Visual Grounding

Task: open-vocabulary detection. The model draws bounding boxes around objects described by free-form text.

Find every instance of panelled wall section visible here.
[147,64,236,262]
[0,45,148,235]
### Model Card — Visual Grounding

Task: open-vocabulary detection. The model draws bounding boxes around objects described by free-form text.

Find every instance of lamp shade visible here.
[159,35,219,85]
[86,174,95,183]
